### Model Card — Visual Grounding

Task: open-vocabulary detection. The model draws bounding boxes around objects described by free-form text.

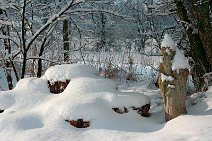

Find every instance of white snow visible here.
[167,84,175,89]
[160,34,189,73]
[144,37,160,55]
[43,64,98,83]
[15,113,44,130]
[0,64,211,141]
[172,49,190,73]
[0,20,12,26]
[165,48,171,55]
[161,34,175,50]
[0,0,6,10]
[0,34,12,40]
[74,0,85,3]
[160,73,174,82]
[159,56,163,63]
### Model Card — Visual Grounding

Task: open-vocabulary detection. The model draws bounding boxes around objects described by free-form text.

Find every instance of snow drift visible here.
[0,64,211,141]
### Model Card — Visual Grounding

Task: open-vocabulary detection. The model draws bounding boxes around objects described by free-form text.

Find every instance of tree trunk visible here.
[37,36,47,77]
[2,35,13,90]
[159,36,189,121]
[5,68,13,90]
[100,13,106,51]
[21,0,27,79]
[190,0,212,69]
[37,51,44,78]
[175,0,211,91]
[21,52,27,79]
[1,10,13,89]
[63,19,69,62]
[165,69,188,121]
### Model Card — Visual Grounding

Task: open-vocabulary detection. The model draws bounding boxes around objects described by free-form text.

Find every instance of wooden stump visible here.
[132,104,151,117]
[112,107,128,114]
[0,109,4,113]
[112,104,150,117]
[48,79,70,94]
[66,119,90,128]
[140,104,151,117]
[159,37,189,121]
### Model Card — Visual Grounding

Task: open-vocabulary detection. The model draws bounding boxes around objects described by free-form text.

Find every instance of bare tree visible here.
[63,19,70,62]
[174,0,211,91]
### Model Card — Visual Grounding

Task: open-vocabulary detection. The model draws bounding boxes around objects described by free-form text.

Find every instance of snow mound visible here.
[172,49,189,73]
[0,64,152,141]
[14,77,49,93]
[161,34,175,50]
[16,114,44,130]
[0,64,211,141]
[0,93,15,109]
[43,64,98,83]
[63,77,117,94]
[114,92,150,108]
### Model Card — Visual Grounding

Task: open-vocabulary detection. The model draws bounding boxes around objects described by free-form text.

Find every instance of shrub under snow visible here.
[0,64,150,130]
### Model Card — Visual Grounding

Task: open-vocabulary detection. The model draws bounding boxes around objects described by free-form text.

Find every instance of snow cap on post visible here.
[172,49,190,73]
[161,34,176,50]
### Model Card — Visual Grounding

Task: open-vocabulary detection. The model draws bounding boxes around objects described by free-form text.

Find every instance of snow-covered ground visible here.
[0,64,211,141]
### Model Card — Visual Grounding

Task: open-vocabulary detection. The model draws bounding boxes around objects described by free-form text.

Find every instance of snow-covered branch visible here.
[26,0,85,51]
[0,35,19,48]
[27,56,60,64]
[0,20,12,26]
[66,9,132,20]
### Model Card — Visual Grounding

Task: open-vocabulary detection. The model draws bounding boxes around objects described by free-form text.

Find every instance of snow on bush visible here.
[43,64,98,84]
[0,64,150,132]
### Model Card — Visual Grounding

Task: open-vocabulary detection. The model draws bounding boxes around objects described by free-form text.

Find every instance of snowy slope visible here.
[0,64,212,141]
